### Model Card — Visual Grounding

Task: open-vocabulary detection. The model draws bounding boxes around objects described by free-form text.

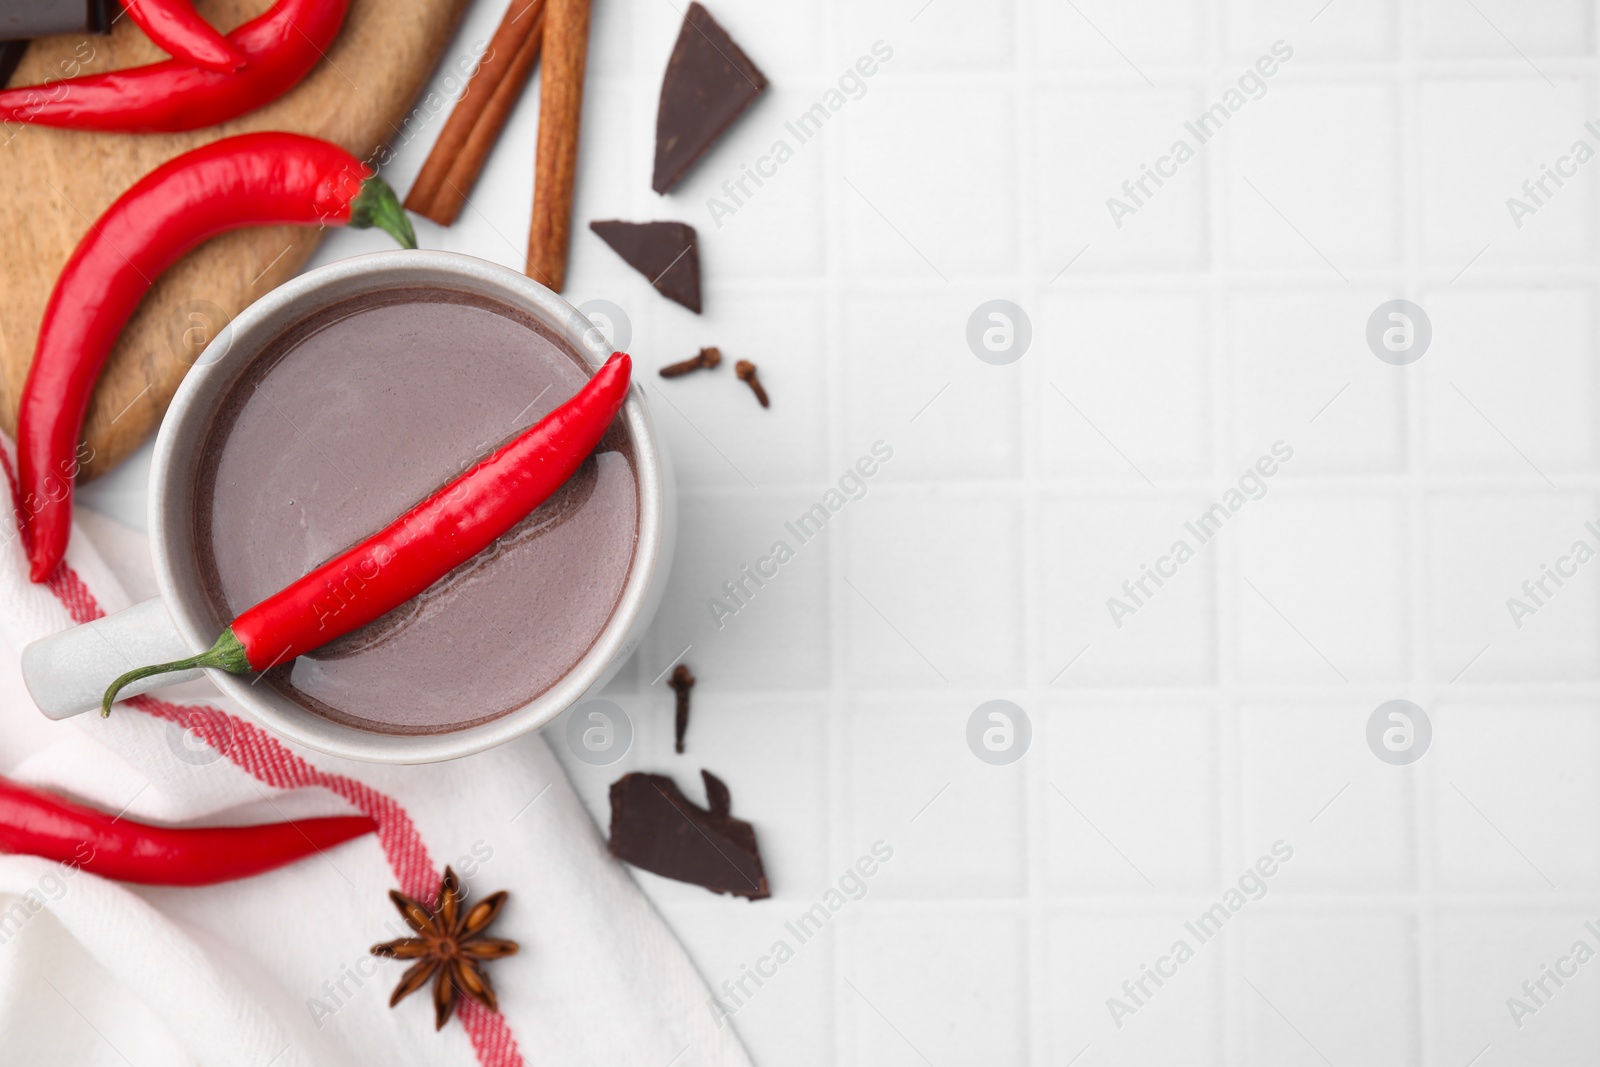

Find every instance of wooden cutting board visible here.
[0,0,473,480]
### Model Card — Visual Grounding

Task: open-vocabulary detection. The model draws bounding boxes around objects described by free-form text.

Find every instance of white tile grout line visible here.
[820,0,848,1058]
[1201,6,1242,1056]
[1012,3,1047,1061]
[1399,3,1439,1064]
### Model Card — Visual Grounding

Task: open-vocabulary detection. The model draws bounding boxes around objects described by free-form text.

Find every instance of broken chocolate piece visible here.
[589,220,702,313]
[1,1,110,40]
[0,41,25,87]
[607,770,769,899]
[652,2,768,195]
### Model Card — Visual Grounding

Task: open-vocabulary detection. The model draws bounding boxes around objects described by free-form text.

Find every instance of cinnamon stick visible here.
[526,0,592,291]
[427,7,546,225]
[406,0,546,225]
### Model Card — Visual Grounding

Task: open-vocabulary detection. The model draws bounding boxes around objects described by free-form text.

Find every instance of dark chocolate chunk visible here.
[0,40,25,87]
[589,220,701,313]
[652,2,767,195]
[607,770,769,899]
[1,1,110,40]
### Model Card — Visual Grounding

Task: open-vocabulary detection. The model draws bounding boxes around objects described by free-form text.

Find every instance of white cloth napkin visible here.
[0,443,749,1067]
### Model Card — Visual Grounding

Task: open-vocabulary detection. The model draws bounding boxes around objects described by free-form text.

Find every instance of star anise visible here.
[370,866,520,1030]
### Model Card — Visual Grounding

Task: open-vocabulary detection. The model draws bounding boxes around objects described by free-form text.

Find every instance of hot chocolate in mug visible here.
[22,251,675,764]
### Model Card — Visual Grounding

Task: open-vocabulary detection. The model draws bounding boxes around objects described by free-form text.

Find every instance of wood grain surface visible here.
[0,0,473,480]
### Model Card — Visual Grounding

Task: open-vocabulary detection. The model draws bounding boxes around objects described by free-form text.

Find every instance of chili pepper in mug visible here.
[101,352,634,715]
[0,776,375,886]
[121,0,249,74]
[0,0,346,131]
[17,131,415,585]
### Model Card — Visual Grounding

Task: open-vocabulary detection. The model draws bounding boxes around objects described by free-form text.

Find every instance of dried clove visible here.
[669,663,695,753]
[658,346,722,378]
[735,360,769,408]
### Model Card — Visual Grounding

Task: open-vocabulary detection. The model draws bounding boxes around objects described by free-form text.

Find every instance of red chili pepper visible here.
[17,131,415,586]
[0,0,347,131]
[122,0,249,74]
[0,776,375,886]
[101,352,634,714]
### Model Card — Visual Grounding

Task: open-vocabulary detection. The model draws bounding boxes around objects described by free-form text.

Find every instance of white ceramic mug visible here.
[21,250,675,764]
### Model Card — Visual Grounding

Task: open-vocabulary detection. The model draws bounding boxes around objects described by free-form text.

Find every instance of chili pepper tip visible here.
[349,175,418,251]
[101,628,253,717]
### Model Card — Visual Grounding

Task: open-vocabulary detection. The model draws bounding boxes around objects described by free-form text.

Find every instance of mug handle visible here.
[22,599,206,720]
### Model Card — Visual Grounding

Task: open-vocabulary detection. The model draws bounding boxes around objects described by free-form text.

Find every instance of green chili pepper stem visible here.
[101,628,252,718]
[349,175,418,250]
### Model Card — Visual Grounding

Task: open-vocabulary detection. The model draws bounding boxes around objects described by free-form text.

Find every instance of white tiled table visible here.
[83,0,1600,1062]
